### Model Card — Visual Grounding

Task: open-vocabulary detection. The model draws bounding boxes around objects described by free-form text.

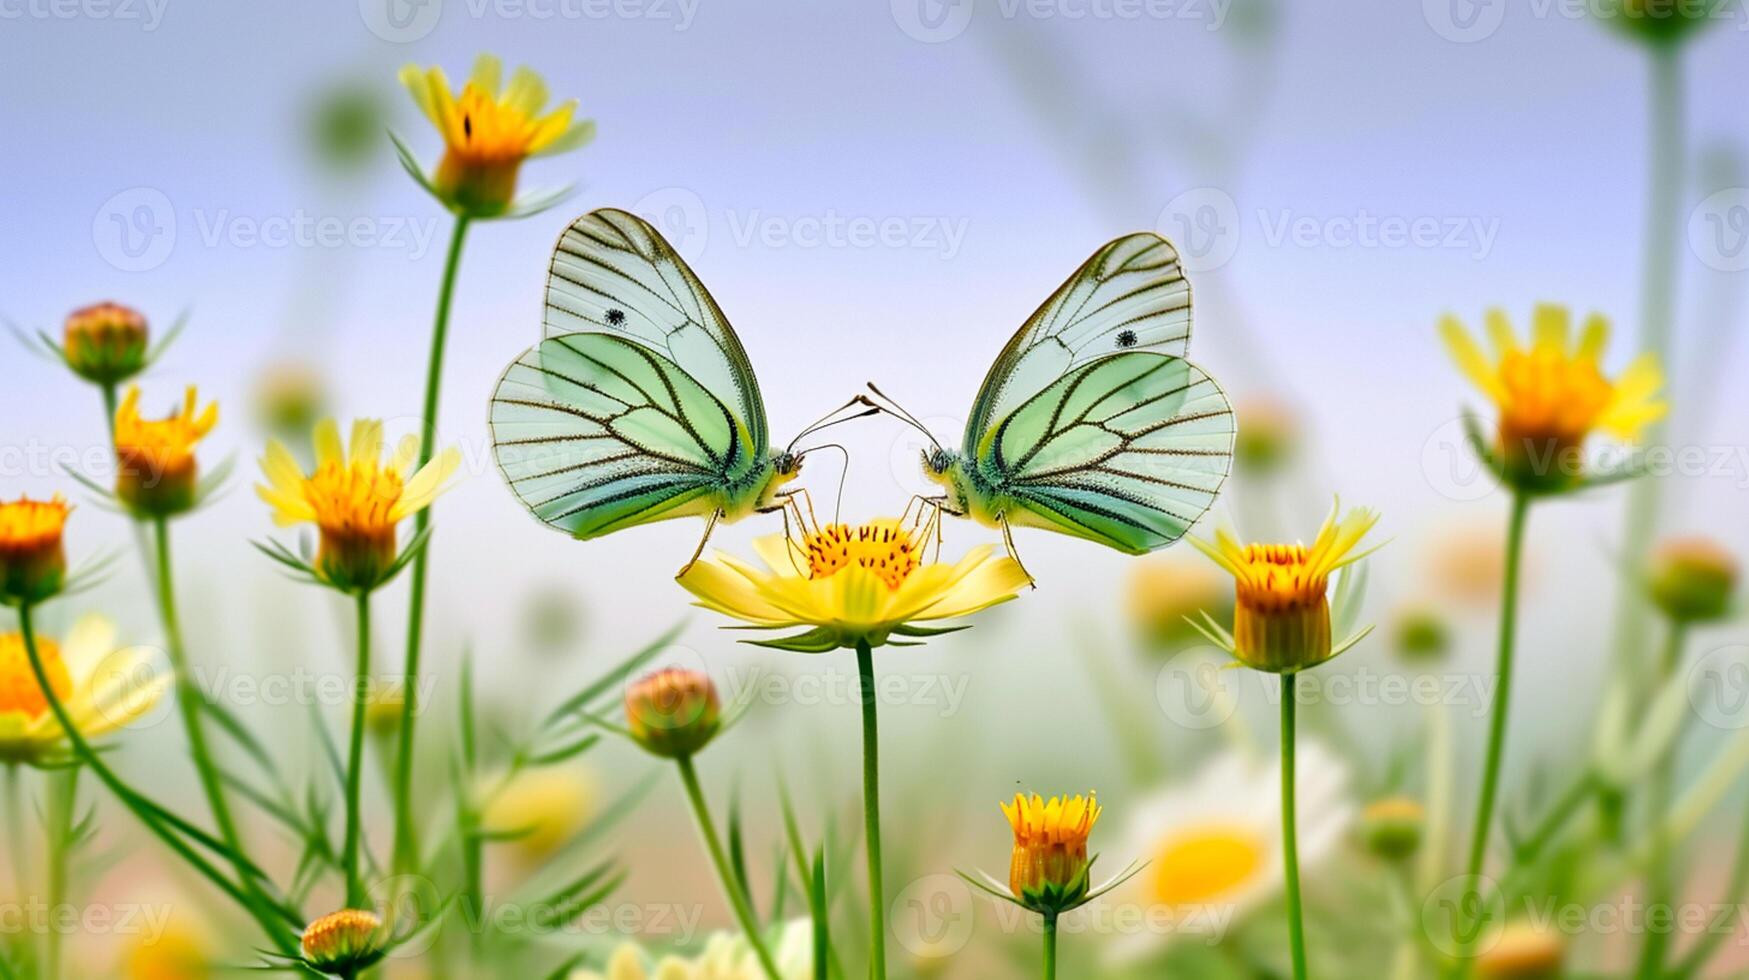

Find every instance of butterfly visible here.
[490,208,869,571]
[868,232,1236,580]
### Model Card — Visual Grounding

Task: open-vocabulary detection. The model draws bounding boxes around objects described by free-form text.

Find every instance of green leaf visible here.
[744,627,841,653]
[539,621,686,731]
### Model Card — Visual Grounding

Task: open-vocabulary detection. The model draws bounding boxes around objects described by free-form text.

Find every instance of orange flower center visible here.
[447,84,541,164]
[0,634,73,720]
[1232,544,1326,612]
[802,522,920,591]
[1150,825,1266,907]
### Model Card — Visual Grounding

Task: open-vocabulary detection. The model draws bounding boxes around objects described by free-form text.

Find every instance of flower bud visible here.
[1002,792,1101,915]
[300,909,386,974]
[63,302,149,385]
[625,668,721,759]
[0,496,71,605]
[1360,797,1423,861]
[1234,397,1299,476]
[1392,605,1451,663]
[1648,537,1737,624]
[1476,921,1564,979]
[1126,559,1230,653]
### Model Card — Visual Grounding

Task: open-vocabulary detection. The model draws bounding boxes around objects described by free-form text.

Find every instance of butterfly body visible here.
[490,208,813,569]
[896,233,1237,569]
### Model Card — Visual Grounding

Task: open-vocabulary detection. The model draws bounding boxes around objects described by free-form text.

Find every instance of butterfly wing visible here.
[979,352,1234,554]
[491,332,755,539]
[543,207,769,453]
[964,232,1192,454]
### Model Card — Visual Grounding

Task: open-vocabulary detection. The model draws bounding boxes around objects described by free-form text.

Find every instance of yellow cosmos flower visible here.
[399,53,594,216]
[1440,305,1666,490]
[256,419,461,592]
[300,909,386,976]
[0,615,168,765]
[480,767,599,862]
[1004,792,1102,913]
[114,386,219,517]
[570,920,814,980]
[1190,501,1383,673]
[678,519,1030,651]
[124,917,210,980]
[0,494,71,604]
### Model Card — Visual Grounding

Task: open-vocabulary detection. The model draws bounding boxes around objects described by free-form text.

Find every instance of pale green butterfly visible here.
[490,208,867,570]
[870,232,1235,578]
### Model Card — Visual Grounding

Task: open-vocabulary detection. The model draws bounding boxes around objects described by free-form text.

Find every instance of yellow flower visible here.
[125,918,210,980]
[0,494,71,604]
[480,768,598,862]
[114,386,218,517]
[301,909,386,975]
[570,920,814,980]
[1004,792,1101,913]
[256,419,461,592]
[1440,305,1666,490]
[1476,921,1565,979]
[399,54,594,216]
[678,519,1029,651]
[0,615,168,765]
[1191,502,1382,673]
[63,301,149,385]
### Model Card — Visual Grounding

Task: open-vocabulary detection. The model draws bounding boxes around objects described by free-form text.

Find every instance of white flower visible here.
[1111,742,1352,960]
[572,919,812,980]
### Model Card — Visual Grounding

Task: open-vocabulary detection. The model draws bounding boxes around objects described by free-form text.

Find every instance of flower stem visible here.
[1281,670,1309,980]
[675,756,785,980]
[1633,620,1689,980]
[43,767,76,980]
[394,213,471,876]
[14,603,299,951]
[151,517,271,929]
[1463,492,1531,890]
[1041,912,1058,980]
[4,764,28,910]
[855,639,888,980]
[345,591,374,907]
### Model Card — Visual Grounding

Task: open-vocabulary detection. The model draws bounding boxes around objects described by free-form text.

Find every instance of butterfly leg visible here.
[679,510,723,577]
[999,514,1037,587]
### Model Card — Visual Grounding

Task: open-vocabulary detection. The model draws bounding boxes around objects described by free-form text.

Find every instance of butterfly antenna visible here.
[862,383,941,451]
[787,398,881,452]
[805,442,853,523]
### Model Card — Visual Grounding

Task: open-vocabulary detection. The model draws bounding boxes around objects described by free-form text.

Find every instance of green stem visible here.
[43,767,76,980]
[14,604,297,948]
[856,639,888,980]
[150,518,285,936]
[345,591,373,907]
[1610,38,1685,699]
[1512,771,1600,866]
[1463,493,1531,888]
[1282,671,1309,980]
[99,383,118,438]
[1041,912,1058,980]
[1633,621,1689,980]
[675,756,785,980]
[394,213,471,875]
